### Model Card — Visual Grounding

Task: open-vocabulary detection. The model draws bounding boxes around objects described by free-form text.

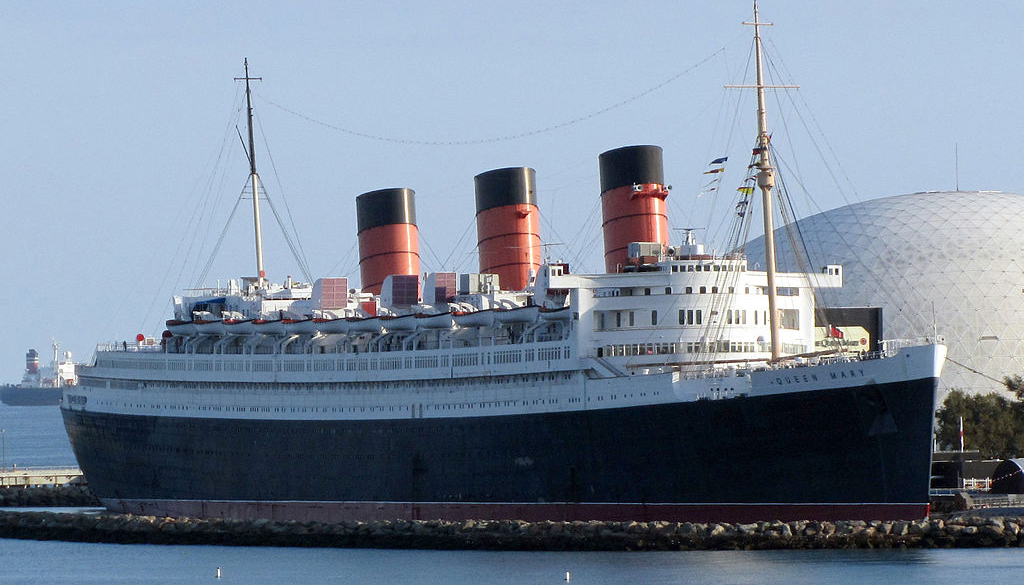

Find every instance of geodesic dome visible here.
[747,190,1024,394]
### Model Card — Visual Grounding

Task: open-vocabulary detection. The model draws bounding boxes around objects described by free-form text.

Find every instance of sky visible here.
[0,0,1021,382]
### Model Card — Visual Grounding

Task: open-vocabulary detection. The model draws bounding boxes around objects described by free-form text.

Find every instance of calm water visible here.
[0,402,77,468]
[1,404,1020,584]
[2,542,1022,584]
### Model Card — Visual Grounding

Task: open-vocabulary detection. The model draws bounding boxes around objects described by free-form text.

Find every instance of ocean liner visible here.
[2,344,76,407]
[62,5,945,524]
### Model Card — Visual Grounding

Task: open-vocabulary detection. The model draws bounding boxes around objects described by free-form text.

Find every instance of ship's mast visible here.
[750,2,781,361]
[52,340,61,389]
[728,2,799,361]
[726,3,799,361]
[235,59,266,288]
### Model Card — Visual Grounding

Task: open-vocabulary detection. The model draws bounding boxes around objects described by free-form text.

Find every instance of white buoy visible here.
[216,567,222,579]
[566,571,571,581]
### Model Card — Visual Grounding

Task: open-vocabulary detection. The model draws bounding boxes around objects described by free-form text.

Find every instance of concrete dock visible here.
[0,467,83,488]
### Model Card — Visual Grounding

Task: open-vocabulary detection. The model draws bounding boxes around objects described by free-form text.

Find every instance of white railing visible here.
[91,341,576,381]
[963,477,992,491]
[96,341,164,353]
[880,336,945,355]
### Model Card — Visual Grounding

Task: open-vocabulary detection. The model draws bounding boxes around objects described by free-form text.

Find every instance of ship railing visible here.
[180,286,231,296]
[0,465,80,472]
[812,337,942,365]
[816,352,877,366]
[963,477,993,491]
[880,336,945,356]
[962,492,1024,510]
[639,344,911,375]
[90,339,578,378]
[95,341,165,353]
[676,364,757,381]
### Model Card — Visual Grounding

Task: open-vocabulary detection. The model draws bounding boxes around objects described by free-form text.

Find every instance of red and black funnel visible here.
[25,349,39,375]
[599,145,669,273]
[474,167,541,291]
[356,188,420,295]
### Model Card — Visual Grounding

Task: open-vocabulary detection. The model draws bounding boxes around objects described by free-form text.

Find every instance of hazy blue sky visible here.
[0,0,1021,381]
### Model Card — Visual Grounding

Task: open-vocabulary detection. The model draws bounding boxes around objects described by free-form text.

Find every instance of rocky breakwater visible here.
[1,513,1024,549]
[0,485,100,507]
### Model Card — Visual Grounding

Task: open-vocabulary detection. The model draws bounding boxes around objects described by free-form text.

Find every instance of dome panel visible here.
[747,191,1024,395]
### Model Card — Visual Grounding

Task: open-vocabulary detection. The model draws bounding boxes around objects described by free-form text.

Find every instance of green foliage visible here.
[935,386,1024,459]
[1004,375,1024,401]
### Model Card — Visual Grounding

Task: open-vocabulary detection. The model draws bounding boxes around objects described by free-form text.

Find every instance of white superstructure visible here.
[72,234,948,426]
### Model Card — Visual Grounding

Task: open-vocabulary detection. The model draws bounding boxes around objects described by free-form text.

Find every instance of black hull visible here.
[62,376,936,523]
[1,385,62,406]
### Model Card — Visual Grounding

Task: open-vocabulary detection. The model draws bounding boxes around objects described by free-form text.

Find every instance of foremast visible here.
[730,1,797,362]
[750,2,780,361]
[235,59,266,288]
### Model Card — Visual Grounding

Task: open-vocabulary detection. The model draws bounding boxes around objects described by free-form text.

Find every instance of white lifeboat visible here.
[166,320,196,336]
[223,319,255,335]
[346,316,384,334]
[453,310,495,328]
[381,314,417,331]
[415,312,455,329]
[194,319,225,335]
[314,318,350,334]
[285,318,316,335]
[539,306,572,321]
[493,305,540,324]
[253,319,286,335]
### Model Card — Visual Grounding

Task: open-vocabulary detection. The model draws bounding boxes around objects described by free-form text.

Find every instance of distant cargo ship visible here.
[63,4,945,524]
[2,344,76,407]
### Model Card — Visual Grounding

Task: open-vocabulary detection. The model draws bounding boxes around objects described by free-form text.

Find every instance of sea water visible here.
[0,402,77,468]
[1,404,1019,585]
[2,541,1022,584]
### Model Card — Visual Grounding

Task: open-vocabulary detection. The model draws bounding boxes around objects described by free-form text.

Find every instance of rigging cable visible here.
[256,116,314,281]
[253,47,727,146]
[133,86,246,332]
[945,356,1006,386]
[761,41,925,333]
[189,100,255,289]
[418,230,446,274]
[438,216,481,273]
[196,195,245,286]
[322,239,359,281]
[556,197,604,273]
[262,193,314,282]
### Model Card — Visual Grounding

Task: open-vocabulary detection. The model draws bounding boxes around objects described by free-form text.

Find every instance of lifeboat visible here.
[193,319,225,335]
[284,318,316,335]
[380,314,417,331]
[166,320,196,336]
[453,310,495,328]
[493,305,540,324]
[415,312,455,329]
[346,316,384,333]
[253,319,286,335]
[223,319,255,335]
[313,318,350,334]
[539,306,572,321]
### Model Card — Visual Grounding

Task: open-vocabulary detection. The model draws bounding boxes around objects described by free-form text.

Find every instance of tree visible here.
[1003,374,1024,401]
[935,388,1024,460]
